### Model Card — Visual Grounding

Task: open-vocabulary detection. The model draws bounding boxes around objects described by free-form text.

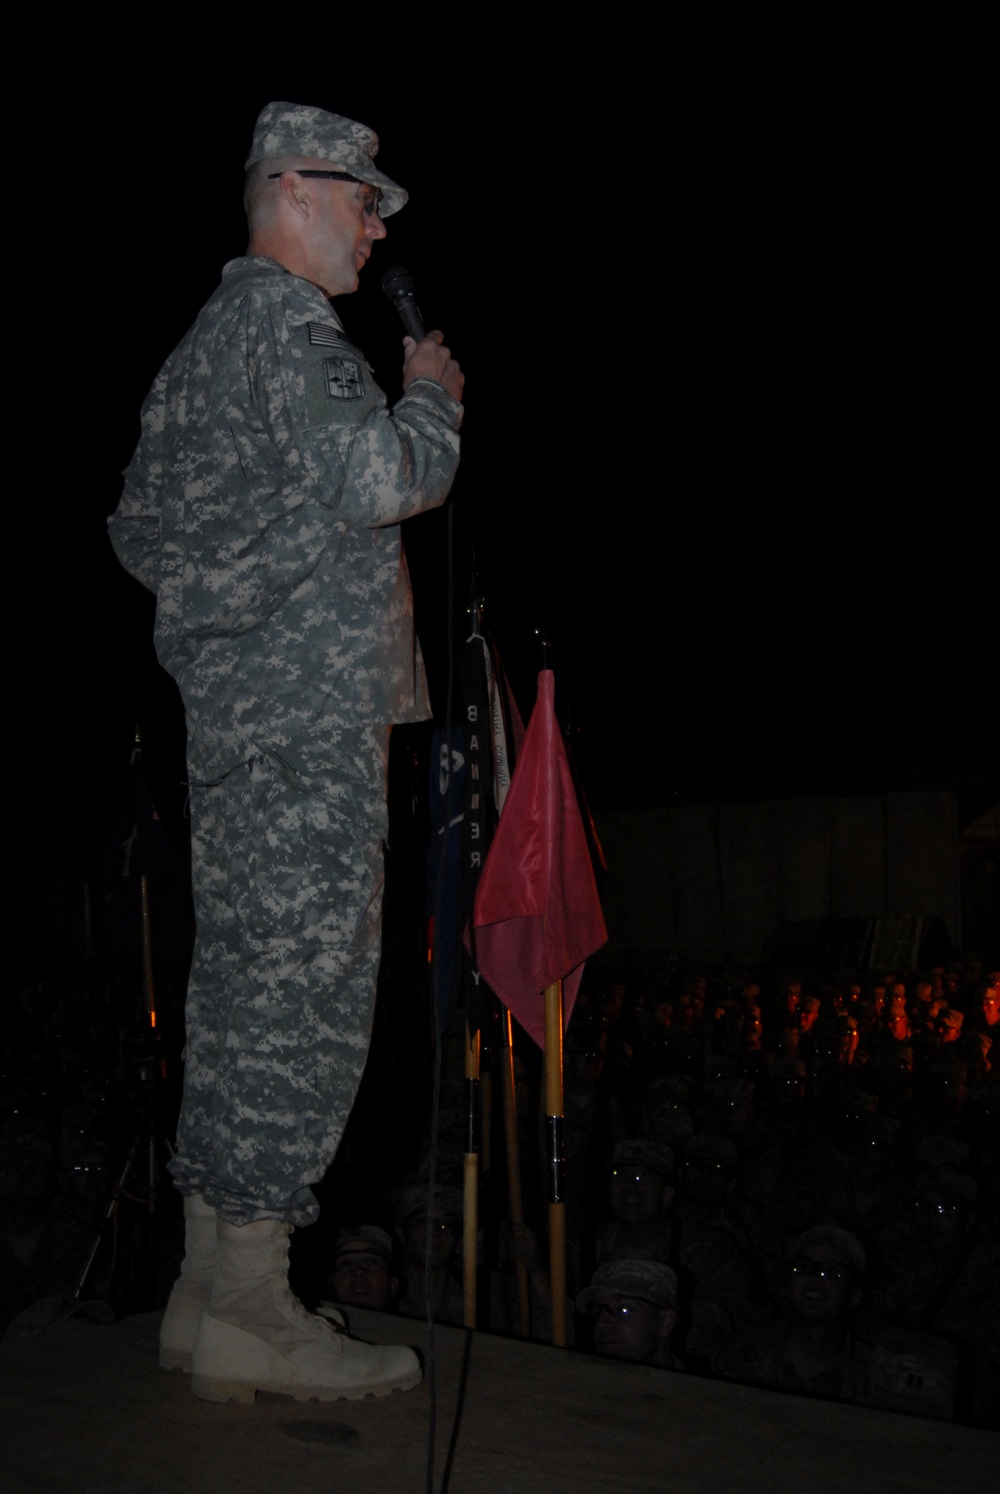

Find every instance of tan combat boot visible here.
[160,1193,216,1372]
[191,1218,422,1403]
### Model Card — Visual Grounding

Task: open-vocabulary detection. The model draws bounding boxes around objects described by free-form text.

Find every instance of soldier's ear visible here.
[277,170,312,219]
[660,1307,677,1339]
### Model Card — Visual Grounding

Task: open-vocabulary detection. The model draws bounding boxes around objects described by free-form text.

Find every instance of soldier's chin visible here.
[594,1330,627,1359]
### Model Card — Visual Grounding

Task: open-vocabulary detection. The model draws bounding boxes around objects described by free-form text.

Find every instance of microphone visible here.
[381,265,426,341]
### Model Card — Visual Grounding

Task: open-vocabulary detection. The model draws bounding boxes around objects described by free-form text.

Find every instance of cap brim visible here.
[359,166,407,217]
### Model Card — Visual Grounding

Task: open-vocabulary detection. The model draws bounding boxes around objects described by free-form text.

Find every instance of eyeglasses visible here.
[589,1298,656,1320]
[268,169,383,217]
[913,1200,960,1216]
[791,1260,852,1281]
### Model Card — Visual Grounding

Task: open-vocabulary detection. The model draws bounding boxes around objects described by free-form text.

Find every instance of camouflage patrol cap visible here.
[855,1113,902,1147]
[333,1224,394,1262]
[915,1133,970,1170]
[612,1138,674,1180]
[642,1109,695,1147]
[393,1182,463,1229]
[643,1074,691,1107]
[686,1132,738,1170]
[577,1259,679,1312]
[769,1056,807,1081]
[245,102,407,216]
[787,1223,866,1276]
[913,1168,977,1209]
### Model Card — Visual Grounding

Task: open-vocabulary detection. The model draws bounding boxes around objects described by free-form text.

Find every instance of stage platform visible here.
[2,1307,994,1493]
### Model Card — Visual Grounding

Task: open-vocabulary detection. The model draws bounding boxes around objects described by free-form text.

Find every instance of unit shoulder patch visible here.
[305,323,369,402]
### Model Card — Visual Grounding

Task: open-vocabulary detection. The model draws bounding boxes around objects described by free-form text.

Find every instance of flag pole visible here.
[133,728,157,1043]
[82,879,96,959]
[470,662,607,1347]
[480,1065,493,1179]
[133,725,160,1222]
[544,978,567,1347]
[501,1008,531,1336]
[425,917,436,1055]
[462,1019,481,1327]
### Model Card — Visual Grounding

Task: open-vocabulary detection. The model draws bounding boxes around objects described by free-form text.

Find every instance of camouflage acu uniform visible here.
[109,255,461,1225]
[716,1323,873,1405]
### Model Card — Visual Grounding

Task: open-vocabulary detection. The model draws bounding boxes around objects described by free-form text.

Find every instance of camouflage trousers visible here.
[170,729,389,1226]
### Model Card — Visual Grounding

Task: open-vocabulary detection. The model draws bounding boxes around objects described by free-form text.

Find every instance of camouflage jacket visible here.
[109,256,462,774]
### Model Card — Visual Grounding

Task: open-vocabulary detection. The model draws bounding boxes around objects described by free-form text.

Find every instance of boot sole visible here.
[191,1365,422,1404]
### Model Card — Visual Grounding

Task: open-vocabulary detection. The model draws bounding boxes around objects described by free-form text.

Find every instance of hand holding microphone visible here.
[382,266,464,405]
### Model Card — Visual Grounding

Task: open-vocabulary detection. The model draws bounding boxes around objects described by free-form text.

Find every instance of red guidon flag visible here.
[470,670,607,1048]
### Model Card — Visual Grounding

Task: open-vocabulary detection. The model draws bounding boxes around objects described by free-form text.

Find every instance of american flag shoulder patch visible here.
[307,322,364,355]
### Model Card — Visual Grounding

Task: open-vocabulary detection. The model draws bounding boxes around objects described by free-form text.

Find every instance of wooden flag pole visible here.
[463,1020,481,1328]
[501,1008,531,1337]
[544,979,567,1347]
[480,1067,493,1179]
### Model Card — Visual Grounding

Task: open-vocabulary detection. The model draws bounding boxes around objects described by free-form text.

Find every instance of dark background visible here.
[10,23,992,950]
